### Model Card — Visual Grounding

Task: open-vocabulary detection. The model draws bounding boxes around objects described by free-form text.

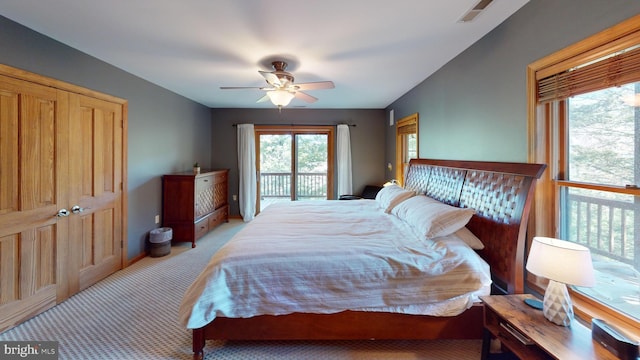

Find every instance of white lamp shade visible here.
[267,90,295,106]
[526,236,596,287]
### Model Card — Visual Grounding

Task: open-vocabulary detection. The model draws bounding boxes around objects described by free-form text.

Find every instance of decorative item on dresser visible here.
[162,169,229,248]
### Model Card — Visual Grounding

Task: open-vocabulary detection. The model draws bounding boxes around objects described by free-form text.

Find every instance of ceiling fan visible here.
[220,61,335,108]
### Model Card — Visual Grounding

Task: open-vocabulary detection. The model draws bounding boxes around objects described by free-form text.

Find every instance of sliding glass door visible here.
[256,126,334,212]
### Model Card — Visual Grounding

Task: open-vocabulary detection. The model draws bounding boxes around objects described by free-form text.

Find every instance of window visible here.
[528,15,640,333]
[255,126,334,212]
[395,113,419,185]
[562,84,640,320]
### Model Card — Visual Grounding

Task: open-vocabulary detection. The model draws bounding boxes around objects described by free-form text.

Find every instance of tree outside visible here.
[260,134,328,199]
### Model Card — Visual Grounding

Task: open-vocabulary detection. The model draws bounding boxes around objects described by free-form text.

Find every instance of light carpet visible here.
[0,220,482,359]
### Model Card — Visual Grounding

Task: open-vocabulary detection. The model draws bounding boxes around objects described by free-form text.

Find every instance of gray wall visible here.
[210,108,386,216]
[386,0,640,167]
[0,15,212,261]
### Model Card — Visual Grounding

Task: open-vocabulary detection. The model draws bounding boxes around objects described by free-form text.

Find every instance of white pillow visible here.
[374,184,416,213]
[391,195,475,238]
[449,227,485,250]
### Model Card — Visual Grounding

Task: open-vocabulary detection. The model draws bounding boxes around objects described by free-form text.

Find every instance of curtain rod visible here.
[232,123,356,127]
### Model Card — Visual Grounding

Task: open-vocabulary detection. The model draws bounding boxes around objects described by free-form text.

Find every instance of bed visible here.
[179,158,546,359]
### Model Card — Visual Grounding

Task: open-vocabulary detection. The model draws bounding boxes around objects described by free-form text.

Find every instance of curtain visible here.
[237,124,256,222]
[336,124,353,196]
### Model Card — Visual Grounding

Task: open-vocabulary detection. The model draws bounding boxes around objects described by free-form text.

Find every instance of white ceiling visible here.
[0,0,529,109]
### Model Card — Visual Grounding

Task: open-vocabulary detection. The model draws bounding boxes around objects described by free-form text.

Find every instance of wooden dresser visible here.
[162,169,229,247]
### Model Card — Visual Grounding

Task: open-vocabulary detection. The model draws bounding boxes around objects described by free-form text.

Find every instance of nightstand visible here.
[481,294,619,360]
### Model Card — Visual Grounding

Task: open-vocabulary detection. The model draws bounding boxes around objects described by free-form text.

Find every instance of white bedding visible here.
[179,200,491,329]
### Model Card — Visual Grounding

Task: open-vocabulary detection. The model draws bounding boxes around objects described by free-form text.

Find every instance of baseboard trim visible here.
[127,251,147,267]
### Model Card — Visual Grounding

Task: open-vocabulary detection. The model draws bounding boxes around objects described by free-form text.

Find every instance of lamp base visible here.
[543,280,574,326]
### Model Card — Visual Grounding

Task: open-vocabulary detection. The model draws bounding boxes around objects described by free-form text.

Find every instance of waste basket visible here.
[149,227,172,257]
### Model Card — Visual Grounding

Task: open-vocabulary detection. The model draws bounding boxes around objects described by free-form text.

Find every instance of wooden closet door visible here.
[67,93,123,293]
[0,76,68,331]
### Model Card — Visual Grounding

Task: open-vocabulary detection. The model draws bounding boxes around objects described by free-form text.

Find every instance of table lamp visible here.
[525,236,596,326]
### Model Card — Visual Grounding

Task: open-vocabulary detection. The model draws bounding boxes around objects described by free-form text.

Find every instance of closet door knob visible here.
[71,205,84,214]
[56,208,70,217]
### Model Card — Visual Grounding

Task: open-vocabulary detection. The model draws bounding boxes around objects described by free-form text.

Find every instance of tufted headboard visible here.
[404,159,546,295]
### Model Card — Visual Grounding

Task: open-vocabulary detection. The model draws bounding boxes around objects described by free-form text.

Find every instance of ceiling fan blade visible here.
[220,86,275,90]
[256,94,270,103]
[294,81,335,91]
[220,86,260,90]
[294,91,318,103]
[259,71,282,87]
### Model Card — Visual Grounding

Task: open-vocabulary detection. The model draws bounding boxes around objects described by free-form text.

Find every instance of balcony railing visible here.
[565,192,639,271]
[260,172,327,200]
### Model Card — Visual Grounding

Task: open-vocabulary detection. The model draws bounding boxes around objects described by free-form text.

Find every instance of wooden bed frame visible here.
[190,158,546,359]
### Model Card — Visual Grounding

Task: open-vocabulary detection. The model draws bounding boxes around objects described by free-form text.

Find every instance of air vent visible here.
[459,0,493,22]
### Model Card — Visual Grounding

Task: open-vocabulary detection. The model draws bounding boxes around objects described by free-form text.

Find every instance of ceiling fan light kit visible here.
[266,90,295,107]
[221,60,334,110]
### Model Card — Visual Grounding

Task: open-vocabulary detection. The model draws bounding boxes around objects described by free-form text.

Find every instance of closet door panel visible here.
[68,93,123,292]
[0,76,67,332]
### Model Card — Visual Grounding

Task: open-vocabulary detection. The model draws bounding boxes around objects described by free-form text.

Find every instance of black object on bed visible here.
[339,185,383,200]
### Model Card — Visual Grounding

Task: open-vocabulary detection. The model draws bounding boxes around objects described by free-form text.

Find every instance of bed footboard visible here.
[191,305,484,357]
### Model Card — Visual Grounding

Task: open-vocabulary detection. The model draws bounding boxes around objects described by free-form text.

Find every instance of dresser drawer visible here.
[214,171,228,184]
[195,175,215,219]
[196,174,214,191]
[194,218,209,240]
[208,205,229,229]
